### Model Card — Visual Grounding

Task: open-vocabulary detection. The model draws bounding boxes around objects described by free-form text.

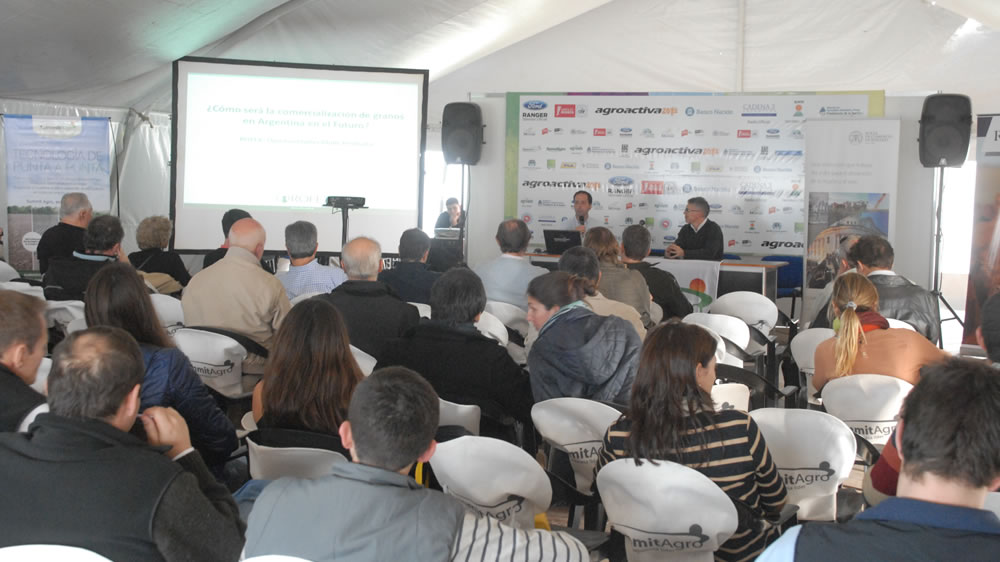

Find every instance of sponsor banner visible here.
[4,115,113,271]
[962,115,1000,345]
[651,257,721,305]
[510,92,881,256]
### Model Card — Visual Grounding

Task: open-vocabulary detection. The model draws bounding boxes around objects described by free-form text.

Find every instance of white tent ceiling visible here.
[1,0,998,114]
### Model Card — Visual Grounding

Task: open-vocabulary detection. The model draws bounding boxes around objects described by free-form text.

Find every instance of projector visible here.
[325,196,366,209]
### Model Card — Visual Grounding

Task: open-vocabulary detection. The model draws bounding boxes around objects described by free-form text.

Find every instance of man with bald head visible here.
[317,236,419,362]
[182,218,291,373]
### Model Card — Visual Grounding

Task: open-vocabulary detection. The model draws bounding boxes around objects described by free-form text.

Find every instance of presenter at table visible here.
[666,196,724,261]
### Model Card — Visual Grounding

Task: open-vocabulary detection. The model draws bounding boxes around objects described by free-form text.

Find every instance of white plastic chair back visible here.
[150,293,184,329]
[246,435,347,480]
[711,383,750,412]
[710,291,779,334]
[474,310,509,346]
[1,281,45,298]
[597,459,738,562]
[789,328,835,373]
[821,375,913,446]
[290,291,323,306]
[241,411,258,432]
[485,300,529,337]
[173,328,249,398]
[684,312,750,350]
[0,545,112,561]
[45,300,85,329]
[31,358,51,395]
[984,492,1000,519]
[531,398,622,493]
[350,345,377,376]
[430,436,551,530]
[0,260,18,282]
[409,301,432,318]
[886,318,917,332]
[750,408,856,521]
[66,316,88,334]
[439,399,481,435]
[685,323,738,367]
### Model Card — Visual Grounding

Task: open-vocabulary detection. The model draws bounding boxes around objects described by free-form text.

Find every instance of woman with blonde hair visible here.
[128,215,191,286]
[813,272,947,391]
[583,227,655,327]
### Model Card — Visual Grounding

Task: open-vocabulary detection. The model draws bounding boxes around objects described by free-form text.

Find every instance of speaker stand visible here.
[930,166,964,348]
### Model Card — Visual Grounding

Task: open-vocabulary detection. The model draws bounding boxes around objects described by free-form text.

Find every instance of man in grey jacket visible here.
[244,367,587,561]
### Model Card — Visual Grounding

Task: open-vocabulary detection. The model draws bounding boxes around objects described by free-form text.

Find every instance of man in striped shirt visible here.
[244,367,587,561]
[275,220,347,300]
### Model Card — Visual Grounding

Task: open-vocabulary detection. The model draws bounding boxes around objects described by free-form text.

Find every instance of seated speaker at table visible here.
[666,196,724,261]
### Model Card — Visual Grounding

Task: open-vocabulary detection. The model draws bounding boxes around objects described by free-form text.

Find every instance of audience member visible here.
[36,192,92,274]
[378,268,534,442]
[0,327,245,560]
[275,220,347,300]
[621,224,693,320]
[666,196,724,261]
[597,322,787,561]
[0,291,48,432]
[243,366,586,561]
[128,215,191,286]
[377,228,441,304]
[203,208,251,269]
[848,235,941,344]
[558,246,646,339]
[43,214,126,301]
[473,219,548,310]
[810,235,860,329]
[760,358,1000,561]
[434,197,466,229]
[250,298,362,454]
[572,190,597,232]
[977,291,1000,365]
[526,271,640,403]
[318,236,419,362]
[813,272,947,391]
[85,263,237,467]
[583,227,656,327]
[183,218,291,373]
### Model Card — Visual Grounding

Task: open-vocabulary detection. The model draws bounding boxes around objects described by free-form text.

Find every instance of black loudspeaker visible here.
[442,102,482,165]
[919,94,972,167]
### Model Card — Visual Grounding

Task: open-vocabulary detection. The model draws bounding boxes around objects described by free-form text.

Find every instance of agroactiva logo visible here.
[760,240,804,249]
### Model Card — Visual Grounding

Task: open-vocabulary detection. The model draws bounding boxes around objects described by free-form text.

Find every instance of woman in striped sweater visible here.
[595,322,787,561]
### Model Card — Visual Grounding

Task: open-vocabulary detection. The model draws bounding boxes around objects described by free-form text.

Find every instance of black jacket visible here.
[377,261,442,304]
[36,222,85,274]
[626,261,693,320]
[42,254,116,301]
[130,248,192,286]
[0,364,45,432]
[675,219,724,261]
[317,281,420,362]
[869,273,941,345]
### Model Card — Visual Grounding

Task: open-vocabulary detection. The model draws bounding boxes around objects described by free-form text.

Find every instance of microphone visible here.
[578,215,585,226]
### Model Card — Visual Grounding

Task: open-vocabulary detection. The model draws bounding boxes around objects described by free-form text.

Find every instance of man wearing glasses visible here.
[666,196,724,261]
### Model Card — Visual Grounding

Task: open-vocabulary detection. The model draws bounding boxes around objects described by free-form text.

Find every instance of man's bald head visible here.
[228,218,266,259]
[341,237,382,280]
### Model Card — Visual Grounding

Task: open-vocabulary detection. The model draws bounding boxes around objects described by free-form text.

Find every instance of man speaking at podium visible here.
[666,196,724,261]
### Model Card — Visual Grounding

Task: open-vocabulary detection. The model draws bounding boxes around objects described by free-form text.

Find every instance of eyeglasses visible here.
[683,208,702,214]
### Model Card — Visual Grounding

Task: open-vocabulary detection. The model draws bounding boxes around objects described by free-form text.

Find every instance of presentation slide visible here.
[172,57,427,253]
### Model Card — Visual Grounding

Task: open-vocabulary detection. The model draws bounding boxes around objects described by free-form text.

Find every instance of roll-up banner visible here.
[962,114,1000,346]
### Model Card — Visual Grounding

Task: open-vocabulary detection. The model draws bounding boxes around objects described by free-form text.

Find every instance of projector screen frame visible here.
[169,56,429,257]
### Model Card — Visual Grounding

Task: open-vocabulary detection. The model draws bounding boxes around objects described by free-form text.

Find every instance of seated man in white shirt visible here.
[244,366,587,561]
[0,290,48,432]
[473,219,549,311]
[275,220,347,300]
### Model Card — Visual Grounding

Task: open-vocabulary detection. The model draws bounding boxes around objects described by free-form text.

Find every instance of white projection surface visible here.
[172,58,426,253]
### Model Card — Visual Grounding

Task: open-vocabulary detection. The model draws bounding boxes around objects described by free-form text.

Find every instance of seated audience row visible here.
[584,227,656,327]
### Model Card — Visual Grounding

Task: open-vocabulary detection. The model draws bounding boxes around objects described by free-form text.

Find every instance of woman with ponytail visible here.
[813,272,947,390]
[525,271,641,403]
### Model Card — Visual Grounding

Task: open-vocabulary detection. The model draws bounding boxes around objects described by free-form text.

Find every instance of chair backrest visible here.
[597,458,738,562]
[290,291,323,306]
[531,398,622,493]
[0,260,19,282]
[241,411,258,432]
[762,255,803,290]
[474,310,509,346]
[149,293,184,327]
[789,328,834,373]
[66,316,88,334]
[173,328,248,397]
[821,375,913,446]
[409,301,432,318]
[0,545,112,561]
[440,398,481,435]
[246,435,347,480]
[0,281,45,299]
[683,312,750,350]
[886,318,917,332]
[711,291,778,334]
[45,300,85,329]
[749,408,856,520]
[430,436,551,529]
[350,345,377,376]
[485,300,529,337]
[710,383,751,412]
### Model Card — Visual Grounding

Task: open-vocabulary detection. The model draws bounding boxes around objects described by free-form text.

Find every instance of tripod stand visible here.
[930,166,964,348]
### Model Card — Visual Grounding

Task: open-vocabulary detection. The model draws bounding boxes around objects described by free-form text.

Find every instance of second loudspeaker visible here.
[442,102,482,165]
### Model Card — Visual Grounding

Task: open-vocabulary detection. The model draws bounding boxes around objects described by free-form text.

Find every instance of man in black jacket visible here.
[621,224,693,320]
[0,326,244,560]
[0,290,48,432]
[43,214,126,301]
[378,228,441,304]
[666,196,724,261]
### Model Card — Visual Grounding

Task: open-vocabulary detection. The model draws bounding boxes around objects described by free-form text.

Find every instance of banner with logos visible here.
[3,115,113,271]
[505,92,883,256]
[962,115,1000,345]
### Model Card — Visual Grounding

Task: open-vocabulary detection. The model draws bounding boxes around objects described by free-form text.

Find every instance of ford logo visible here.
[767,128,780,134]
[524,100,547,110]
[663,236,677,242]
[710,204,722,209]
[609,176,633,186]
[620,127,633,133]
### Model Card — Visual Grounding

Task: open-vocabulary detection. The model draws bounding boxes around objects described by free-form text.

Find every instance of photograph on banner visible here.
[962,115,1000,345]
[3,115,112,271]
[805,192,889,289]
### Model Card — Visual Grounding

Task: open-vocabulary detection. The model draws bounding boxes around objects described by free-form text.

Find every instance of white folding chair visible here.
[45,300,85,331]
[821,375,913,447]
[173,328,252,398]
[150,293,185,331]
[789,328,835,405]
[0,281,45,299]
[474,310,509,346]
[409,301,431,318]
[597,458,738,561]
[66,316,88,334]
[485,300,529,338]
[683,312,750,367]
[750,408,856,521]
[350,345,377,376]
[246,435,347,480]
[886,318,917,332]
[0,260,19,282]
[711,291,779,336]
[711,383,751,412]
[290,291,323,306]
[0,545,112,561]
[531,398,621,494]
[430,436,551,530]
[31,358,51,395]
[439,399,481,435]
